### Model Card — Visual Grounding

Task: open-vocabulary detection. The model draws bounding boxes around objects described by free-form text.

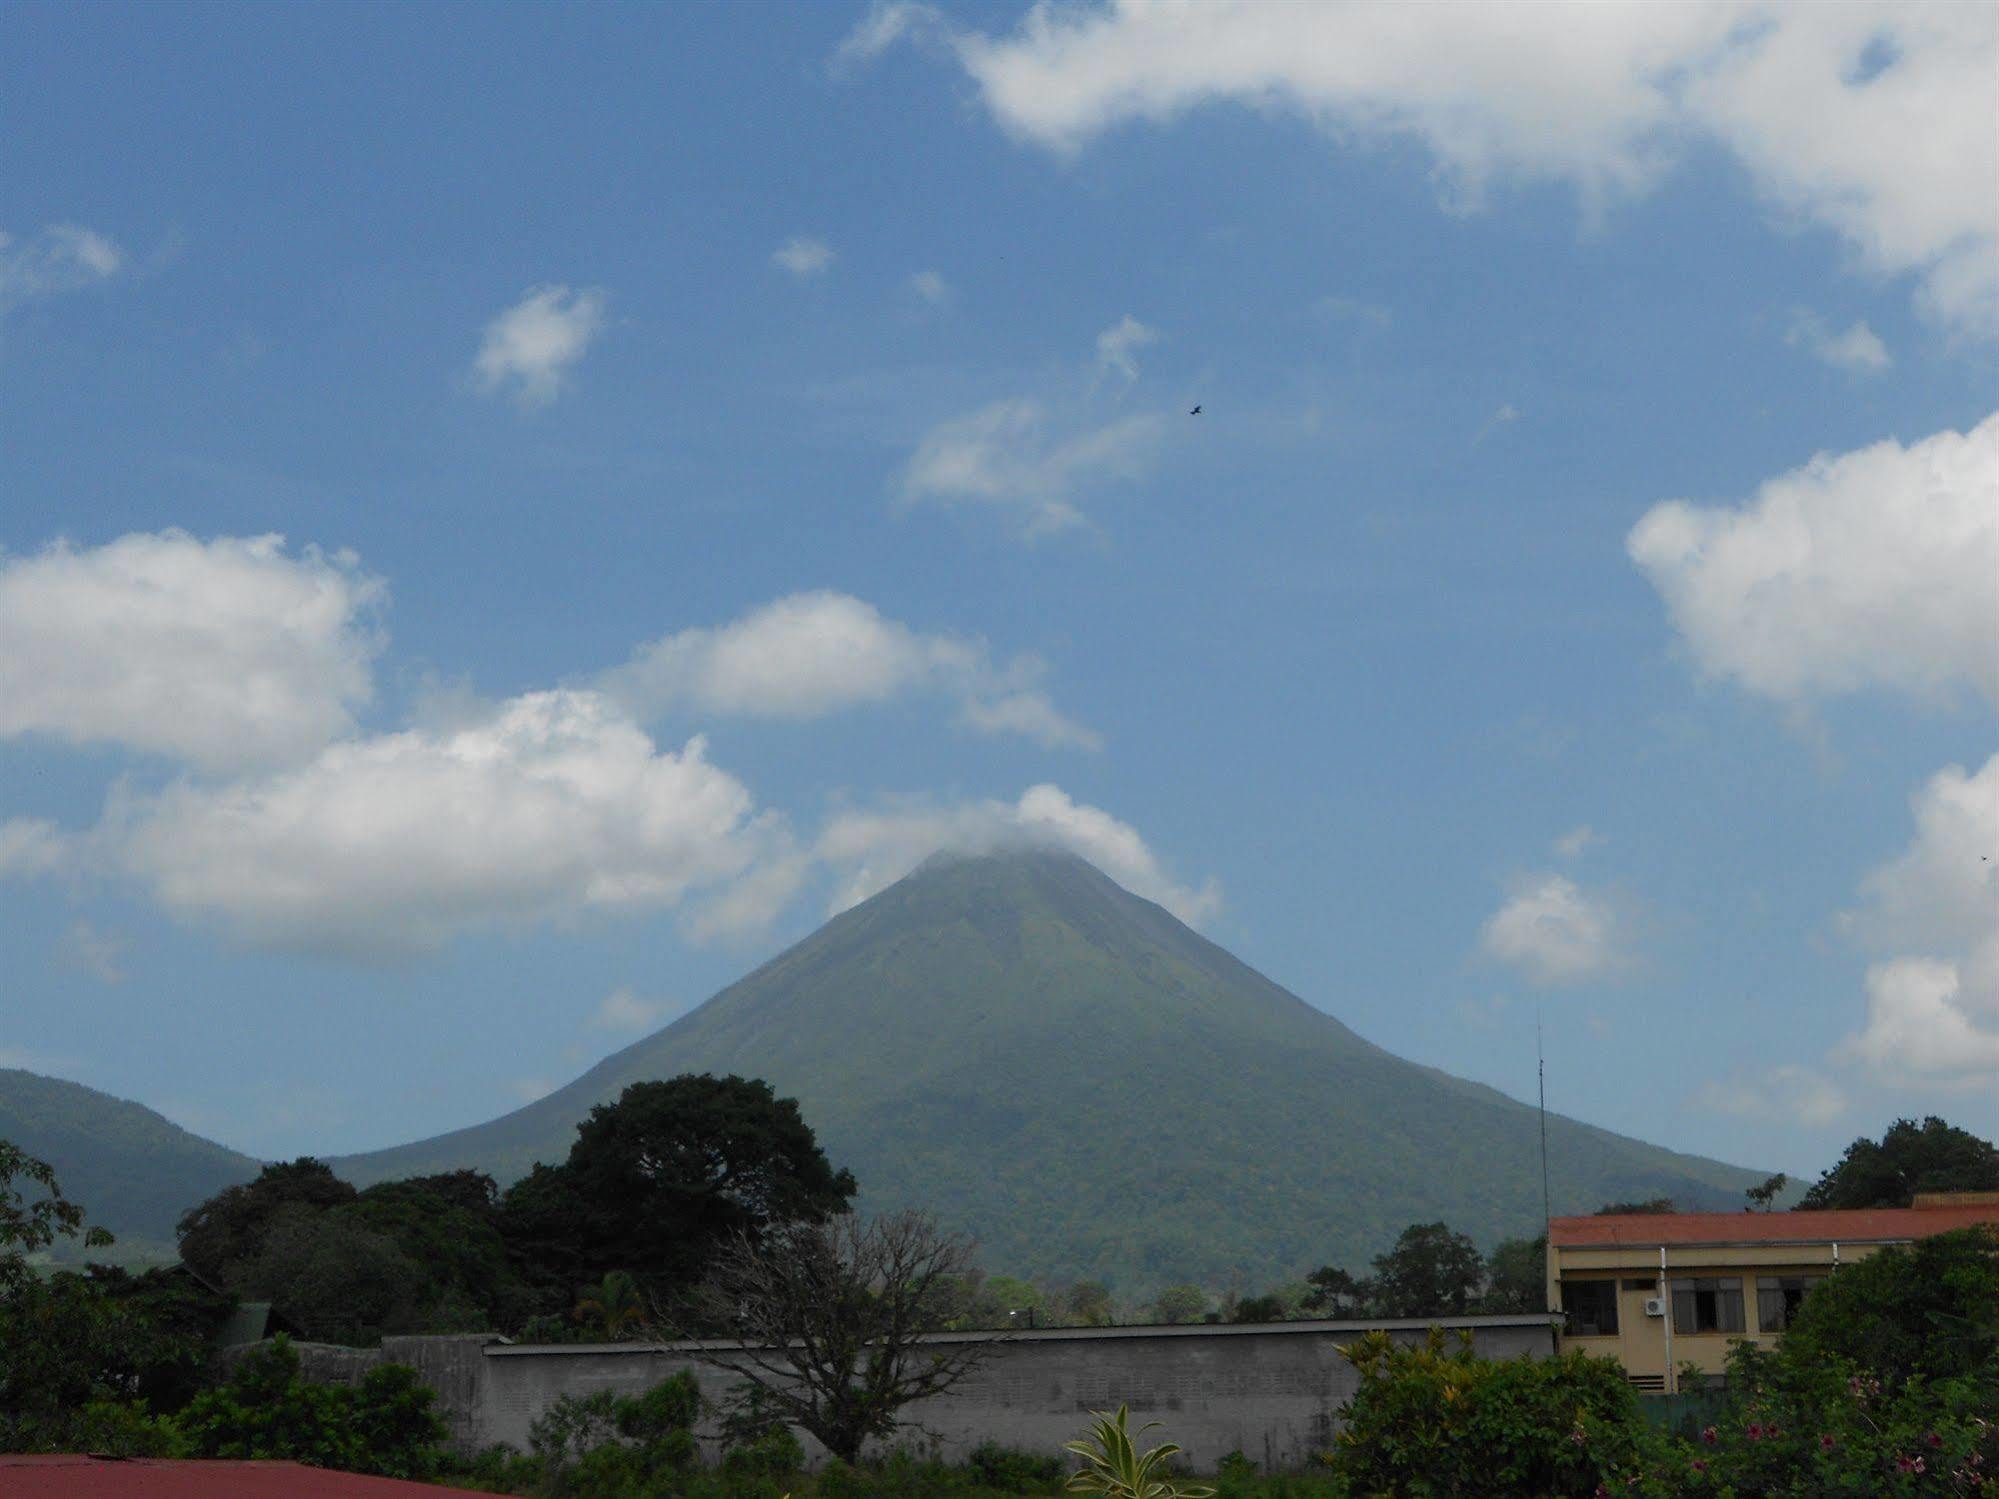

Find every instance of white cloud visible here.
[473,285,607,408]
[772,237,834,276]
[1629,411,1999,707]
[590,986,671,1032]
[817,783,1221,926]
[1314,295,1392,329]
[0,818,69,879]
[915,1,1997,336]
[1554,825,1601,859]
[902,397,1164,535]
[910,269,951,305]
[1692,1064,1847,1127]
[0,531,384,772]
[1838,755,1999,1083]
[1473,402,1521,443]
[1095,314,1158,382]
[832,2,946,74]
[107,689,768,958]
[0,224,123,311]
[55,919,125,985]
[1846,958,1999,1082]
[1785,311,1891,373]
[600,591,1099,749]
[1479,873,1623,986]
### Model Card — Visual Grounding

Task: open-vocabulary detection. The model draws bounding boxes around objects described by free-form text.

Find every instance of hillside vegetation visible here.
[0,1068,258,1248]
[339,848,1764,1289]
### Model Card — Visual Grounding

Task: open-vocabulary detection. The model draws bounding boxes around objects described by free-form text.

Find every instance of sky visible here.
[1,0,1994,1187]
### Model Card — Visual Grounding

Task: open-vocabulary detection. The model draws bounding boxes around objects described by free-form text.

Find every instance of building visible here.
[1545,1193,1999,1392]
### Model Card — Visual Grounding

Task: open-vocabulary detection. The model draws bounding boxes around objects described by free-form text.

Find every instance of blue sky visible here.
[2,1,1994,1188]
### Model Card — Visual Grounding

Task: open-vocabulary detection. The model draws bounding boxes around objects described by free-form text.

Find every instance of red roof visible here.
[0,1457,489,1497]
[1552,1204,1999,1248]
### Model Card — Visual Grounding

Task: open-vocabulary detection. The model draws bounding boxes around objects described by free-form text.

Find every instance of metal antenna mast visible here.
[1537,1009,1552,1233]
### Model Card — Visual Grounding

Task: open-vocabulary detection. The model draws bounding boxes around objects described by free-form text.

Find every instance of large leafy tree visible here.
[1480,1234,1547,1314]
[1369,1221,1485,1318]
[176,1158,356,1284]
[1799,1116,1999,1210]
[517,1074,856,1298]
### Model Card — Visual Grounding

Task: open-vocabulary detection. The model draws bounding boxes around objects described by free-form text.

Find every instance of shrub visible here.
[176,1335,447,1479]
[1333,1329,1669,1497]
[966,1439,1067,1491]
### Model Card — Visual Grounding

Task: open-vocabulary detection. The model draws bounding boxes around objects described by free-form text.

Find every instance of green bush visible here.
[1332,1329,1671,1497]
[966,1438,1066,1491]
[176,1335,447,1479]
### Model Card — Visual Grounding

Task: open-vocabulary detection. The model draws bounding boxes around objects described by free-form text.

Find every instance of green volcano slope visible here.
[338,849,1763,1289]
[0,1068,259,1248]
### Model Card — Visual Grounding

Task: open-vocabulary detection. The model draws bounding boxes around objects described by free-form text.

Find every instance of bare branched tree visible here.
[677,1208,999,1463]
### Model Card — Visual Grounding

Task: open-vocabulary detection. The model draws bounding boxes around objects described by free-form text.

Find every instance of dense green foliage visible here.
[1800,1117,1999,1209]
[529,1075,857,1300]
[177,1336,448,1478]
[336,850,1764,1290]
[1335,1329,1661,1496]
[177,1157,536,1342]
[0,1070,256,1251]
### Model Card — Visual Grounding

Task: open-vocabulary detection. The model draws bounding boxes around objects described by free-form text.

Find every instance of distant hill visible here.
[339,848,1766,1290]
[0,1068,258,1250]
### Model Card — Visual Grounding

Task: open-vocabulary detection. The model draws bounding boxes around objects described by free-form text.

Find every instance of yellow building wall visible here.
[1545,1239,1892,1390]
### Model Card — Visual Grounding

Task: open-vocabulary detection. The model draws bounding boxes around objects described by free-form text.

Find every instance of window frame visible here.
[1560,1277,1620,1337]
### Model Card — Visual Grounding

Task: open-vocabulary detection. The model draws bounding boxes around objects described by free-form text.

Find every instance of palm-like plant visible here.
[573,1269,647,1340]
[1064,1404,1215,1499]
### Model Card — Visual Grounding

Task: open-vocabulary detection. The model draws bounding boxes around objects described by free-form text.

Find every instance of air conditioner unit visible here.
[1643,1296,1666,1318]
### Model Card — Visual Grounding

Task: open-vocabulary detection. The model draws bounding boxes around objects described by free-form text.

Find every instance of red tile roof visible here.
[1551,1204,1999,1248]
[0,1457,489,1496]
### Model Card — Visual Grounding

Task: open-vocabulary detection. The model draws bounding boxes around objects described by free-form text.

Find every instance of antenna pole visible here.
[1537,1010,1552,1234]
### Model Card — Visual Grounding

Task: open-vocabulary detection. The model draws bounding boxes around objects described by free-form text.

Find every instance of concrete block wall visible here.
[276,1315,1556,1472]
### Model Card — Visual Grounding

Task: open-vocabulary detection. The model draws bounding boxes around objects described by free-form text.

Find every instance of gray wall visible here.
[277,1316,1554,1472]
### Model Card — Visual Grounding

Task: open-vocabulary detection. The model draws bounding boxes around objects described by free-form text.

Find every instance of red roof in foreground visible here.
[0,1457,488,1497]
[1552,1204,1999,1248]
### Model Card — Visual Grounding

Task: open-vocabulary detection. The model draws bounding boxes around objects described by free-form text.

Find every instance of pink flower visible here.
[1747,1423,1764,1441]
[1899,1456,1917,1473]
[1701,1426,1718,1446]
[1571,1426,1589,1447]
[1916,1458,1927,1475]
[1930,1433,1945,1448]
[1819,1434,1836,1451]
[1691,1459,1708,1474]
[1594,1486,1609,1498]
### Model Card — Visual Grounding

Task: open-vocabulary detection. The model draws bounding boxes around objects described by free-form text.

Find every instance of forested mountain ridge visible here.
[337,847,1765,1290]
[0,1067,258,1247]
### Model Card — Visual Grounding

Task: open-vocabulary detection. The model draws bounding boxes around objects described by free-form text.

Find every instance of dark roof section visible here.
[0,1457,488,1497]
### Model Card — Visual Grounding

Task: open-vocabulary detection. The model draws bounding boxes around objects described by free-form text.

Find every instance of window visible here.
[1756,1275,1825,1332]
[1670,1277,1744,1334]
[1561,1279,1619,1336]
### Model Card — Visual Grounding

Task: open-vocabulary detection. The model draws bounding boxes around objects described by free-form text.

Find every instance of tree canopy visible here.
[1370,1221,1485,1318]
[505,1074,856,1303]
[1799,1116,1999,1210]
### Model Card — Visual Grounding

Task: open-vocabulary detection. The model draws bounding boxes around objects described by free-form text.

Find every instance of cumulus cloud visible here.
[1692,1064,1847,1127]
[473,285,607,408]
[902,397,1164,535]
[817,783,1221,926]
[1553,825,1601,859]
[0,224,123,312]
[1479,873,1623,987]
[0,531,383,772]
[600,591,1099,749]
[886,1,1997,336]
[1786,311,1891,373]
[832,1,947,74]
[107,690,769,958]
[1839,755,1999,1083]
[1629,412,1999,707]
[590,986,671,1032]
[1094,314,1158,382]
[772,237,834,276]
[910,269,951,305]
[0,819,69,879]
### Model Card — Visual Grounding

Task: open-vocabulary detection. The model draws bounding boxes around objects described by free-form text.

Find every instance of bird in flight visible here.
[1189,404,1203,415]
